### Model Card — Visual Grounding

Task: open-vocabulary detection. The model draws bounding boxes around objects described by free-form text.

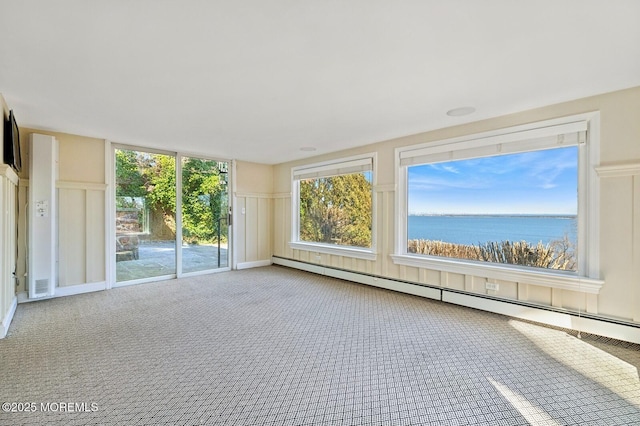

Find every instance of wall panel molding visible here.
[58,184,106,287]
[374,184,396,193]
[234,193,273,267]
[19,179,108,191]
[235,191,274,199]
[595,161,640,178]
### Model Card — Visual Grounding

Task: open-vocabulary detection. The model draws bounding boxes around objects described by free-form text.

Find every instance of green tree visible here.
[181,158,226,243]
[115,150,229,243]
[144,154,176,216]
[115,149,146,204]
[299,173,372,247]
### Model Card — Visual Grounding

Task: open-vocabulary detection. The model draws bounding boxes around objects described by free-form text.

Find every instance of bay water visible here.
[408,215,577,246]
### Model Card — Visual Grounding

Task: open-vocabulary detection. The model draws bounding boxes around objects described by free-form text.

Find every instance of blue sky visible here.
[407,146,578,215]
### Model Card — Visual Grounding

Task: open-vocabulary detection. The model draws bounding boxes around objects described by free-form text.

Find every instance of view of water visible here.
[408,215,577,246]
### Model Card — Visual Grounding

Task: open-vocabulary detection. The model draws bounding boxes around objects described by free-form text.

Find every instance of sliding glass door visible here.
[181,157,229,273]
[115,148,177,282]
[114,147,230,284]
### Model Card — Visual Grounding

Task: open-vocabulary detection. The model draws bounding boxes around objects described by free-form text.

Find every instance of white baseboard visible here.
[272,257,440,300]
[18,281,107,303]
[443,291,640,344]
[273,256,640,344]
[1,296,18,339]
[236,259,272,270]
[54,281,107,297]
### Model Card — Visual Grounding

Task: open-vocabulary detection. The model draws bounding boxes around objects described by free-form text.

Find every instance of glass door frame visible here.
[107,142,233,289]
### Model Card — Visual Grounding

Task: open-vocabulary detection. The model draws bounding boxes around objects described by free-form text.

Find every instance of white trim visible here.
[234,192,274,199]
[17,281,107,303]
[373,184,396,193]
[398,113,595,157]
[399,121,587,166]
[292,156,372,180]
[274,257,325,274]
[289,241,377,261]
[113,274,176,288]
[595,161,640,178]
[180,267,231,277]
[231,159,238,270]
[56,181,108,191]
[394,160,408,256]
[291,152,376,175]
[371,153,379,253]
[54,281,106,297]
[1,296,17,338]
[272,192,292,199]
[236,259,272,270]
[111,142,175,157]
[390,254,603,293]
[583,114,601,279]
[442,291,640,344]
[290,152,377,257]
[176,154,183,277]
[105,140,115,289]
[0,164,19,185]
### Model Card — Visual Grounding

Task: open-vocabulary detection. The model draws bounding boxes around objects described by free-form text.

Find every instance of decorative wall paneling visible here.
[16,180,106,301]
[0,166,18,338]
[234,192,273,269]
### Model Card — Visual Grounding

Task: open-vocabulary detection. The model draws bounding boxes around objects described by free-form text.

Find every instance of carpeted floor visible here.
[1,266,639,425]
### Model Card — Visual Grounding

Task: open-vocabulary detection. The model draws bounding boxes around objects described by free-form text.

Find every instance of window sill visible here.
[289,242,377,261]
[390,254,604,294]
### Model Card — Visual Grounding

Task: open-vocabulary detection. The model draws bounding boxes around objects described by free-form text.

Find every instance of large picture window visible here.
[393,114,603,290]
[291,155,376,259]
[407,146,578,271]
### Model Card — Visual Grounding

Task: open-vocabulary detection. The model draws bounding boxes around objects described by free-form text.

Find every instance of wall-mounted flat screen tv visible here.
[3,109,21,172]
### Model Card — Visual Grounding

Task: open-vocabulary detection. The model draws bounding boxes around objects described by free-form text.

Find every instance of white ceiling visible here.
[1,1,639,165]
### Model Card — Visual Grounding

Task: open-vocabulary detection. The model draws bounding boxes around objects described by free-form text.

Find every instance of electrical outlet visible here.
[486,282,499,291]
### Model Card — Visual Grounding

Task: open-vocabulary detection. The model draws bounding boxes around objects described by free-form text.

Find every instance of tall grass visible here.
[407,235,576,271]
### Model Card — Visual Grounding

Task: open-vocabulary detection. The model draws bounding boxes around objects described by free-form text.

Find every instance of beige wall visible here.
[17,128,105,182]
[236,160,273,194]
[272,86,640,324]
[234,160,274,267]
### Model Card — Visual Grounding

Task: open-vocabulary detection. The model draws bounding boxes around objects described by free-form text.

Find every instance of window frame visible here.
[290,153,377,261]
[392,113,604,293]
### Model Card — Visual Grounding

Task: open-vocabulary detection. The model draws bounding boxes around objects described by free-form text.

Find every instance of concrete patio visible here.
[116,240,228,282]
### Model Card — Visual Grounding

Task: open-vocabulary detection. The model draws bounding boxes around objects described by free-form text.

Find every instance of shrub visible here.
[408,236,576,271]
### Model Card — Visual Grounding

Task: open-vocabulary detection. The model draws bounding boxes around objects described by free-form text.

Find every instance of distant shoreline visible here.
[408,213,577,219]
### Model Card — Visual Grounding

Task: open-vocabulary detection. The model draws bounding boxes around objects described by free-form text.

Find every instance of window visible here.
[291,155,376,259]
[407,146,578,271]
[393,114,603,289]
